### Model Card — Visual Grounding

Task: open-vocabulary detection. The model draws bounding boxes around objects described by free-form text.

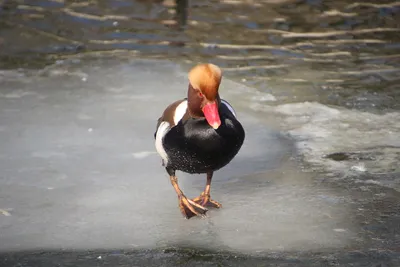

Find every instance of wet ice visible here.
[0,59,369,253]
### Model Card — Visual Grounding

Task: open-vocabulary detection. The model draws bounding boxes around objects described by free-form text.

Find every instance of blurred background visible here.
[1,0,399,110]
[0,1,400,266]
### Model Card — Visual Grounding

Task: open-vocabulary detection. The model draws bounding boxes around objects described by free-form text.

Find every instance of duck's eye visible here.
[198,92,203,98]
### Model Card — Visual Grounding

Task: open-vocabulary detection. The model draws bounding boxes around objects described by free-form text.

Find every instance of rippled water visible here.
[1,0,399,110]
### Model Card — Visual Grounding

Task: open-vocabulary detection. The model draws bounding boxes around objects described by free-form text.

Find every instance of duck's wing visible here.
[154,99,188,138]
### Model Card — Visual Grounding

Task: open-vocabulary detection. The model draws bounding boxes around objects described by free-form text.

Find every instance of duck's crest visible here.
[188,64,222,100]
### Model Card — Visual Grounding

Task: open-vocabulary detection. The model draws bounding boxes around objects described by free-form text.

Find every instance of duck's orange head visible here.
[188,63,222,129]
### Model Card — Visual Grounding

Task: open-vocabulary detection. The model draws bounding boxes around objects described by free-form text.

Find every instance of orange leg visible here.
[192,171,222,208]
[169,172,207,219]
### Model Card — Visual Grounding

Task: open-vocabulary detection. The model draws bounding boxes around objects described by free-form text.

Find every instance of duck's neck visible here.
[187,84,220,118]
[187,84,203,118]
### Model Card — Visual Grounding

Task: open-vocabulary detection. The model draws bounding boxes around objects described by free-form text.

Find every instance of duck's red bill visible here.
[202,101,221,129]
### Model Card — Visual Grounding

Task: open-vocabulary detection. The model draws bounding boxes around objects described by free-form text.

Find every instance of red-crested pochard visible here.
[154,63,245,219]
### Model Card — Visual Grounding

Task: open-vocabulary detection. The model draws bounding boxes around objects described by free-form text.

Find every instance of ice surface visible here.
[276,103,399,186]
[0,59,354,253]
[251,100,400,189]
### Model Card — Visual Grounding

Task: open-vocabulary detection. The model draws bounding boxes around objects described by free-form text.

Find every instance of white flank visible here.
[155,121,170,165]
[173,100,188,125]
[221,99,237,118]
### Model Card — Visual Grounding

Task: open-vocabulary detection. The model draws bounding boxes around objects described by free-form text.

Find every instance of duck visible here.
[154,63,245,219]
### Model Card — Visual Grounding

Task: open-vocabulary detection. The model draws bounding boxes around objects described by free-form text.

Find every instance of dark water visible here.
[0,1,399,266]
[1,247,400,267]
[1,0,399,111]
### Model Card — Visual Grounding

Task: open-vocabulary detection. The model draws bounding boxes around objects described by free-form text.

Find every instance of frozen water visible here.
[0,59,354,253]
[266,102,399,190]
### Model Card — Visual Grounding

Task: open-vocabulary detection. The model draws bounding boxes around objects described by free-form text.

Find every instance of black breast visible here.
[163,105,245,174]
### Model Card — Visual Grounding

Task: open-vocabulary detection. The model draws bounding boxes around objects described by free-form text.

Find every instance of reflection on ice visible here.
[0,59,359,253]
